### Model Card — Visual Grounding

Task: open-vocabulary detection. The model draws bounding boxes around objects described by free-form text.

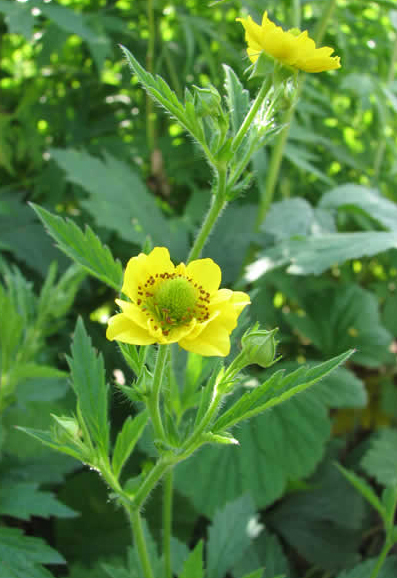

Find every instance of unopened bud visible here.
[241,326,279,368]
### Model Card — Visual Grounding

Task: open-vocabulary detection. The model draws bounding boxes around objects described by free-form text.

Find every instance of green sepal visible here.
[17,426,89,463]
[202,432,239,446]
[247,51,275,79]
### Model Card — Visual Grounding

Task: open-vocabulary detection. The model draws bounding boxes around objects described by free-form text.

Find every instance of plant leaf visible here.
[31,204,123,291]
[0,482,76,520]
[179,541,204,578]
[361,429,397,487]
[112,411,148,479]
[0,526,64,578]
[207,495,256,578]
[67,317,109,454]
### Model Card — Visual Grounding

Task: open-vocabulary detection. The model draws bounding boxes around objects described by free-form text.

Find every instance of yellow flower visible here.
[106,247,250,357]
[237,11,341,73]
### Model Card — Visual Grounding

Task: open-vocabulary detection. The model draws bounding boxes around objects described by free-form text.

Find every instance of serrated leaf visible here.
[0,526,64,578]
[18,427,86,462]
[17,377,69,404]
[247,232,397,278]
[175,389,331,516]
[268,460,367,572]
[50,149,176,252]
[207,495,256,578]
[232,527,289,578]
[213,350,353,431]
[320,184,397,232]
[179,541,204,578]
[336,465,386,519]
[0,197,64,277]
[313,367,367,409]
[0,0,34,38]
[0,482,76,520]
[31,204,123,291]
[361,429,397,487]
[223,65,250,134]
[112,411,148,478]
[68,317,109,454]
[55,471,132,566]
[282,284,392,367]
[121,46,191,131]
[336,556,397,578]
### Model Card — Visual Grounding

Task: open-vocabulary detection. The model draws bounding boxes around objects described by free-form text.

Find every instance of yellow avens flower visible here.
[106,247,250,356]
[237,11,341,73]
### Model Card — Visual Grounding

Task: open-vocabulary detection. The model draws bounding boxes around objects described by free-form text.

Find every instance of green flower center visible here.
[137,273,211,335]
[154,277,197,325]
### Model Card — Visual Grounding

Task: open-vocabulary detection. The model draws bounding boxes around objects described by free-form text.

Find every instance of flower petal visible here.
[180,290,250,356]
[237,11,341,73]
[179,319,231,356]
[186,258,221,294]
[209,290,251,332]
[106,313,156,345]
[122,247,174,301]
[115,299,150,329]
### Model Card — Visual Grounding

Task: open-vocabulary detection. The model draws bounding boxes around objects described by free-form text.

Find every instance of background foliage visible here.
[1,0,397,577]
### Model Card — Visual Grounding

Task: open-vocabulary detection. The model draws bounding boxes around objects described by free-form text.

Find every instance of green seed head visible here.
[155,277,197,324]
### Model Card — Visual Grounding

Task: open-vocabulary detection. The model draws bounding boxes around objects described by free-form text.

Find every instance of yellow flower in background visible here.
[237,11,341,73]
[107,247,250,356]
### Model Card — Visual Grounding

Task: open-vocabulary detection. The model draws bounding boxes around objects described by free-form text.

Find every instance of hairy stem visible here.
[187,167,227,262]
[146,0,156,152]
[231,79,271,153]
[148,345,169,441]
[133,457,172,510]
[255,0,338,229]
[369,539,393,578]
[373,32,397,180]
[163,470,174,578]
[128,508,155,578]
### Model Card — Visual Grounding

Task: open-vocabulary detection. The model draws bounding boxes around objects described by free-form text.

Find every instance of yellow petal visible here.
[186,258,221,294]
[179,320,231,356]
[237,11,341,73]
[180,290,250,356]
[115,299,150,329]
[210,290,251,332]
[106,313,155,345]
[122,247,174,301]
[149,318,197,344]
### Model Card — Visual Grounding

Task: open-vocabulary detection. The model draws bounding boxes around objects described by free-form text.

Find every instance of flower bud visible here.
[241,326,279,368]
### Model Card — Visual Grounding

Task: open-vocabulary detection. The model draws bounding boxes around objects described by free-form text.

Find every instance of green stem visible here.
[373,32,397,180]
[133,457,171,510]
[148,345,168,441]
[292,0,301,28]
[231,79,271,153]
[255,0,338,230]
[163,470,173,578]
[369,539,393,578]
[313,0,338,46]
[255,101,297,230]
[128,508,155,578]
[187,167,227,263]
[181,384,221,456]
[146,0,156,152]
